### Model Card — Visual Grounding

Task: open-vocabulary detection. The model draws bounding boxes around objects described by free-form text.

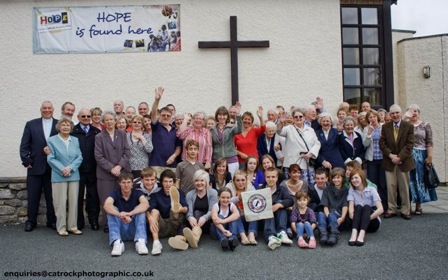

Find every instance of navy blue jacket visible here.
[338,131,365,163]
[316,128,345,168]
[19,117,58,175]
[71,123,101,173]
[257,134,278,163]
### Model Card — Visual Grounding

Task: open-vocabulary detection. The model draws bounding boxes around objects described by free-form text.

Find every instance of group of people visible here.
[19,88,438,257]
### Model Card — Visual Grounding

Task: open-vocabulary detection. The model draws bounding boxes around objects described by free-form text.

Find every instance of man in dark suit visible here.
[71,108,101,230]
[257,121,278,164]
[19,101,57,232]
[379,104,415,220]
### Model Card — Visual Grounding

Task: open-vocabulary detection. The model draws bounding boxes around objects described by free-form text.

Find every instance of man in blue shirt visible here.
[149,86,182,174]
[148,169,188,255]
[104,172,149,257]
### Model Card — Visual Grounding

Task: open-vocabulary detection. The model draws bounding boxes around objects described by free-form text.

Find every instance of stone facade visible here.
[0,177,48,225]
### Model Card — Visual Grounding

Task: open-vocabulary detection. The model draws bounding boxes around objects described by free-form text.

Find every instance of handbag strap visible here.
[294,127,310,152]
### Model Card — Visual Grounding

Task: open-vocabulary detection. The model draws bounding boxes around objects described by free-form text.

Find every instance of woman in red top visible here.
[234,107,265,168]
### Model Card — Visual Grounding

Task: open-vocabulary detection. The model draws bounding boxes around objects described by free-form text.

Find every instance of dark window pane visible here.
[364,68,381,86]
[362,28,378,44]
[342,8,358,24]
[364,88,381,105]
[363,48,379,65]
[344,68,360,86]
[343,48,359,65]
[343,28,359,44]
[361,8,378,25]
[344,88,361,104]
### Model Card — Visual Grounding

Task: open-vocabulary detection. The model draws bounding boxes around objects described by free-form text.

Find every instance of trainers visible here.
[278,231,293,245]
[151,240,163,256]
[320,233,328,245]
[135,238,149,255]
[268,236,282,250]
[229,237,239,251]
[170,186,181,213]
[326,234,338,246]
[111,240,125,256]
[221,238,229,251]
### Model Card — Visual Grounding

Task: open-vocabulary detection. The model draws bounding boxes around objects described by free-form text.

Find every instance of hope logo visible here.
[40,12,69,25]
[246,194,267,214]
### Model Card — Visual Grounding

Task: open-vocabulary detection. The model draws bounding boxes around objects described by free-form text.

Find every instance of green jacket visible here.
[211,116,242,161]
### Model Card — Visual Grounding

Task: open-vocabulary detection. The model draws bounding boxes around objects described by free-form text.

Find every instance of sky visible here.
[391,0,448,36]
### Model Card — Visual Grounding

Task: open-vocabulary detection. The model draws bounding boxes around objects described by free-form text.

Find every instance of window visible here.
[341,2,393,109]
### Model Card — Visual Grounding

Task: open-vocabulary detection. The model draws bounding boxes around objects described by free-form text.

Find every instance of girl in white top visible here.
[211,188,241,251]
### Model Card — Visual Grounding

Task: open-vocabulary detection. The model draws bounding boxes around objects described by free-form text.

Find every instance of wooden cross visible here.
[198,16,270,105]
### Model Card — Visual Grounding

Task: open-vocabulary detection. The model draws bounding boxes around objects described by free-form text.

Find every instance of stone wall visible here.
[0,177,48,225]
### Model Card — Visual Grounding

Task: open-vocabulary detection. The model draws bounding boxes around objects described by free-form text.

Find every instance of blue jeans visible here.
[210,214,238,241]
[263,209,287,242]
[235,216,258,235]
[296,221,314,238]
[107,211,147,246]
[317,211,340,233]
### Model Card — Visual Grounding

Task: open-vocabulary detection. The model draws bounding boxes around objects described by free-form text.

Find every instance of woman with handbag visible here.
[277,108,321,185]
[406,104,437,215]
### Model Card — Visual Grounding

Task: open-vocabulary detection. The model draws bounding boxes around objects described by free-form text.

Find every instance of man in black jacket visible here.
[262,167,294,250]
[71,108,101,230]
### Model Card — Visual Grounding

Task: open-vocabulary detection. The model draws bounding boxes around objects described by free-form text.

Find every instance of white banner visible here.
[33,5,181,54]
[241,188,273,222]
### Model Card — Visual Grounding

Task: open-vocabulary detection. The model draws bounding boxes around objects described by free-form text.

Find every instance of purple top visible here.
[150,121,181,167]
[290,206,316,224]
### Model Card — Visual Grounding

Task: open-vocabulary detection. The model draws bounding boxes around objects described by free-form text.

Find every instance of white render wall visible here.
[396,34,448,182]
[0,0,343,177]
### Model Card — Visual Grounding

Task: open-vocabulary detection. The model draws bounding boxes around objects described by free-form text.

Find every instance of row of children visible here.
[106,157,383,256]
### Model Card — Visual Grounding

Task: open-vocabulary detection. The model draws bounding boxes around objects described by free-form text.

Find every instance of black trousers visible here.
[77,171,100,225]
[366,160,388,211]
[351,205,380,233]
[26,169,56,225]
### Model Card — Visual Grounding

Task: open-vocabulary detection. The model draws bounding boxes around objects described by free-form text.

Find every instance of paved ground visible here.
[1,186,447,280]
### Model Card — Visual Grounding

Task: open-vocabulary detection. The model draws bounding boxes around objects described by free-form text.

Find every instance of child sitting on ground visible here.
[317,167,348,246]
[290,191,317,249]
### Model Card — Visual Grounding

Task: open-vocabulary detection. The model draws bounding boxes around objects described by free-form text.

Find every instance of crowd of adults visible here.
[19,87,438,256]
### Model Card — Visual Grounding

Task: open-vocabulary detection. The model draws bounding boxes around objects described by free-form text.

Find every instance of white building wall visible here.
[396,34,448,182]
[0,0,343,177]
[392,30,415,104]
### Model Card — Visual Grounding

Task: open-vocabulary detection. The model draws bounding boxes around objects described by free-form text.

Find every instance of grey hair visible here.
[342,116,356,126]
[193,169,210,186]
[55,116,74,132]
[101,111,115,122]
[407,104,420,114]
[389,104,402,113]
[318,112,333,125]
[265,121,276,129]
[292,108,306,117]
[305,104,317,113]
[193,111,207,119]
[267,108,278,115]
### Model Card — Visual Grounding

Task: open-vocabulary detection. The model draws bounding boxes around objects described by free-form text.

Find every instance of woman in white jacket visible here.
[277,108,321,185]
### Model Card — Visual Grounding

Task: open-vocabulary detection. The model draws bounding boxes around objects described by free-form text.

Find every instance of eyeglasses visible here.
[133,121,142,124]
[81,115,91,119]
[294,115,303,119]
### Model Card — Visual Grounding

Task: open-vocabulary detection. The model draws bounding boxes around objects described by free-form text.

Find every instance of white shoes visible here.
[151,240,163,256]
[111,240,125,256]
[268,236,282,250]
[135,238,149,255]
[278,231,293,245]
